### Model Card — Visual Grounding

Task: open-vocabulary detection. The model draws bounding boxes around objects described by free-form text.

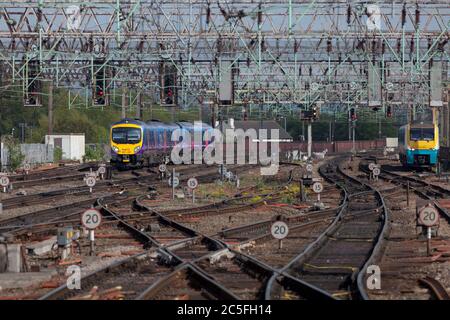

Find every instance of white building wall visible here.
[45,134,85,161]
[386,137,398,148]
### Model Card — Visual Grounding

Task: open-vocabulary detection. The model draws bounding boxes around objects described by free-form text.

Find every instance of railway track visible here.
[419,276,450,300]
[40,163,337,300]
[0,164,253,238]
[360,159,450,222]
[265,158,389,300]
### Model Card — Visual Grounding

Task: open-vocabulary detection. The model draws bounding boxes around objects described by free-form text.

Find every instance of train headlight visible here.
[134,146,141,153]
[112,146,119,153]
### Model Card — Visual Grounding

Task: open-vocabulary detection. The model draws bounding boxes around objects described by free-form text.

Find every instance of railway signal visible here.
[160,62,177,106]
[350,108,357,121]
[24,58,42,107]
[386,106,393,118]
[300,107,319,121]
[93,59,108,107]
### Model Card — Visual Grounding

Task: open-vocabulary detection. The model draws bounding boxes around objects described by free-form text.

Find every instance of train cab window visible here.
[112,127,141,144]
[410,128,434,141]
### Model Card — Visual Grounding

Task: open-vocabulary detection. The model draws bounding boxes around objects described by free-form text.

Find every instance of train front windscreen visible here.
[410,127,434,141]
[112,127,142,144]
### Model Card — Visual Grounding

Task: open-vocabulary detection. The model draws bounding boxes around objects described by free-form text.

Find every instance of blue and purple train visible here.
[110,118,213,167]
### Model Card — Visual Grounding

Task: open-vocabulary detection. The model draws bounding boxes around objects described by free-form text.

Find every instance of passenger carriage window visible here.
[149,130,155,147]
[167,130,172,146]
[158,130,164,147]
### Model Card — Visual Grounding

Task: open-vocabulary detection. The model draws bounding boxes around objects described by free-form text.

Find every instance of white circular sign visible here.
[24,163,31,171]
[312,182,323,193]
[81,209,102,229]
[372,168,380,176]
[98,166,106,174]
[187,177,198,189]
[85,176,96,187]
[0,176,9,187]
[271,221,289,240]
[368,163,376,171]
[306,164,313,172]
[168,176,179,187]
[419,205,439,227]
[159,164,166,173]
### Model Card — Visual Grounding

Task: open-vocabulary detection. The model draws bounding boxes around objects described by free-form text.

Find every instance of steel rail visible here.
[264,158,389,300]
[419,276,450,300]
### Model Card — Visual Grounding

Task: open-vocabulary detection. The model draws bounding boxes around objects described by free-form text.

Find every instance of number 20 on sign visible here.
[271,221,289,250]
[81,209,102,256]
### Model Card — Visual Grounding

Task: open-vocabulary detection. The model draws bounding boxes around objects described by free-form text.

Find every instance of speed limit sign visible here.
[418,205,439,227]
[0,176,9,187]
[372,167,380,176]
[187,177,198,189]
[85,176,96,188]
[159,164,166,173]
[81,209,102,229]
[98,166,106,175]
[271,221,289,240]
[168,176,179,187]
[312,182,323,193]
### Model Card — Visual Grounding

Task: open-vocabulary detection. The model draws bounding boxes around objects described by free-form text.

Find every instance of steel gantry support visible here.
[0,0,447,126]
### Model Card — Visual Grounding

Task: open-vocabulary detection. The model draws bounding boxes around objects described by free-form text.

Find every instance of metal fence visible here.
[1,143,54,170]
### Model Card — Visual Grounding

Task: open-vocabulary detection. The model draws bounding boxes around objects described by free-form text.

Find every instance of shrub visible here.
[83,144,105,162]
[54,147,63,162]
[2,135,24,172]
